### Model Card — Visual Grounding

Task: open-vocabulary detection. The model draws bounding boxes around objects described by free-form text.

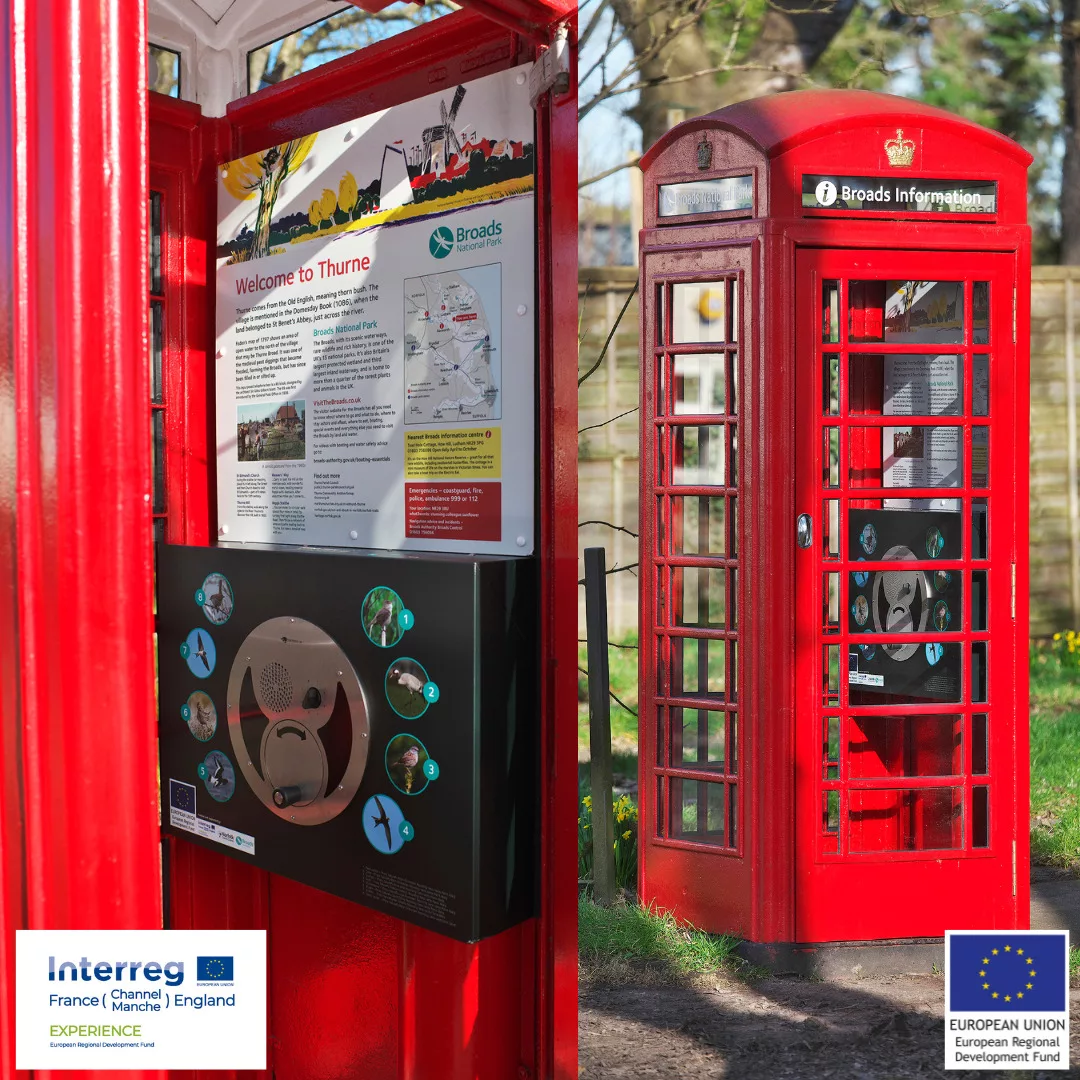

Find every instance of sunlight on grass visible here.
[578,895,739,976]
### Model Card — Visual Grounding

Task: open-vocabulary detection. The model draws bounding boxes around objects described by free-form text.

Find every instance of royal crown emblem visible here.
[884,128,915,167]
[697,135,713,171]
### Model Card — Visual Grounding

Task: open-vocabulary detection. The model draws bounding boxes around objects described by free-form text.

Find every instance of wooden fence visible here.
[578,265,1080,638]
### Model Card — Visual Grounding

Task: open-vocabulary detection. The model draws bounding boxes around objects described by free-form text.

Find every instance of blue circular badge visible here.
[183,628,216,678]
[362,794,407,854]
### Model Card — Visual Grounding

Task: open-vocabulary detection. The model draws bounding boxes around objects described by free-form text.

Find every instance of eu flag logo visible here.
[196,956,234,981]
[948,933,1067,1012]
[169,780,195,813]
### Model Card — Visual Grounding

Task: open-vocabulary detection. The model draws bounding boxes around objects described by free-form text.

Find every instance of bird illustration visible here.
[195,632,210,672]
[208,578,232,618]
[391,668,424,699]
[391,745,420,769]
[368,599,394,642]
[371,795,393,851]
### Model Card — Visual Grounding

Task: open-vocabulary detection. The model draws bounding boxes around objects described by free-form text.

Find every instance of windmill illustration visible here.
[421,85,466,176]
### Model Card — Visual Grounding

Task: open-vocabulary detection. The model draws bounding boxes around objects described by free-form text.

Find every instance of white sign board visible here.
[215,65,536,554]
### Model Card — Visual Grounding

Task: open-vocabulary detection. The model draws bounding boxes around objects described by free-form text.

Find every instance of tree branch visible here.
[579,282,638,387]
[579,520,640,538]
[578,666,638,717]
[579,407,638,435]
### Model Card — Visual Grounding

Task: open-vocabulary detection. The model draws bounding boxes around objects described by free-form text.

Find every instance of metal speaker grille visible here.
[259,660,293,713]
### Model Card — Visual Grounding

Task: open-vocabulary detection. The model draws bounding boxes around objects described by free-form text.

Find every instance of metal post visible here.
[584,546,615,905]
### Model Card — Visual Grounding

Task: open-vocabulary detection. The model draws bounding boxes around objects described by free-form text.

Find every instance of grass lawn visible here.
[1029,649,1080,870]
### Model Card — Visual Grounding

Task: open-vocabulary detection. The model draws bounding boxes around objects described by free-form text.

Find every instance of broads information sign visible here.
[215,65,535,555]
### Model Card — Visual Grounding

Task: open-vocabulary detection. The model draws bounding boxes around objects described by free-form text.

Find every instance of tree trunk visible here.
[612,0,856,154]
[1063,0,1080,264]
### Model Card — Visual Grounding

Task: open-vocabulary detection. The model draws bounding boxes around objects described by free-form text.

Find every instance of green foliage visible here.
[814,0,1063,261]
[578,895,740,974]
[579,793,639,891]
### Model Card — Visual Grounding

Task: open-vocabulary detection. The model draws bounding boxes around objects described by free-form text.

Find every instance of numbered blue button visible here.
[422,681,440,703]
[197,762,208,779]
[398,608,415,631]
[194,589,206,606]
[399,820,415,842]
[180,703,191,721]
[422,759,440,782]
[180,641,190,658]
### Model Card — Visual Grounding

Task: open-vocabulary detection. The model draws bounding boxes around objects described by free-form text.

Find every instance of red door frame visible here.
[793,246,1023,942]
[0,2,576,1078]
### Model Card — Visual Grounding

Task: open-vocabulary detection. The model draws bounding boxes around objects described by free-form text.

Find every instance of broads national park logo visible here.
[218,71,534,265]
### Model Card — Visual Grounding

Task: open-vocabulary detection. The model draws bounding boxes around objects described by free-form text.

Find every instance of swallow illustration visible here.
[371,795,393,852]
[195,631,210,672]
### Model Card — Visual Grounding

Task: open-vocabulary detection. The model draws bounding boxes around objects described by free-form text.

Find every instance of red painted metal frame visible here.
[150,9,577,1079]
[1,2,166,1080]
[637,91,1031,946]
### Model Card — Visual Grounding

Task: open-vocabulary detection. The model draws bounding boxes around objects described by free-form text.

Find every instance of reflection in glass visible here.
[674,353,728,414]
[825,716,840,779]
[674,707,726,768]
[973,786,989,847]
[825,790,839,833]
[848,787,963,851]
[848,714,962,777]
[971,571,988,632]
[672,426,726,486]
[972,714,988,775]
[972,426,988,487]
[823,500,839,558]
[972,642,987,703]
[671,496,726,556]
[824,572,839,631]
[672,282,728,343]
[656,708,666,767]
[151,302,164,404]
[972,499,988,559]
[849,280,965,343]
[655,284,664,345]
[152,412,165,514]
[730,714,738,771]
[824,427,839,486]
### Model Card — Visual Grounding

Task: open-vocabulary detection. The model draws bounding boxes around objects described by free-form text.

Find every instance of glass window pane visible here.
[671,779,727,845]
[848,788,963,852]
[656,707,666,767]
[655,565,667,625]
[729,714,738,772]
[824,354,839,415]
[972,642,988,703]
[822,281,839,343]
[149,191,162,295]
[849,568,963,635]
[972,714,988,775]
[974,354,989,415]
[972,426,988,488]
[823,500,839,559]
[656,355,666,416]
[848,714,962,777]
[971,570,988,632]
[672,637,727,698]
[825,572,839,632]
[824,427,839,487]
[973,282,989,344]
[672,283,728,343]
[846,426,963,490]
[670,496,726,556]
[655,285,664,345]
[848,353,963,417]
[151,301,163,404]
[848,642,962,705]
[672,425,725,486]
[674,567,727,629]
[152,411,165,514]
[824,715,840,779]
[728,783,737,845]
[973,786,989,847]
[848,508,962,561]
[972,499,988,559]
[825,790,840,833]
[148,45,180,98]
[851,280,965,344]
[674,354,727,415]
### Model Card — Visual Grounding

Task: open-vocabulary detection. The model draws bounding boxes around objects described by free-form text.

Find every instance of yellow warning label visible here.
[404,427,501,479]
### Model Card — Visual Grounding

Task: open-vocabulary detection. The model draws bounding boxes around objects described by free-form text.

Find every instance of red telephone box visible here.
[0,3,577,1078]
[637,91,1031,954]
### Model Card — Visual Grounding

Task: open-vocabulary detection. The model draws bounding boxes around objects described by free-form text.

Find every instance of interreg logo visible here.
[48,956,184,986]
[429,227,454,259]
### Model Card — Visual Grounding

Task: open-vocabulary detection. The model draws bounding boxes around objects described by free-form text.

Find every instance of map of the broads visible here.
[404,264,501,423]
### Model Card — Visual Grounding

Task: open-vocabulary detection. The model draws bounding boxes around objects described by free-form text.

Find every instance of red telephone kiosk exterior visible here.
[637,91,1031,956]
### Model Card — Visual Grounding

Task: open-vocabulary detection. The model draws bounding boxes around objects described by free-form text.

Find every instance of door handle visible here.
[796,513,813,549]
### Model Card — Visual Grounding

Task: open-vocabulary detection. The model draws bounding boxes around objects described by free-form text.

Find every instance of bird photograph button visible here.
[385,658,432,719]
[183,628,217,678]
[200,749,236,803]
[362,586,408,648]
[198,572,234,626]
[385,734,432,796]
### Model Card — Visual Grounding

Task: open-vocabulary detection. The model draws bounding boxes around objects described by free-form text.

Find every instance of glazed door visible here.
[794,248,1019,942]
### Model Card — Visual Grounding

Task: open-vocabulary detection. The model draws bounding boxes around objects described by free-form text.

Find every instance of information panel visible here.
[215,65,536,554]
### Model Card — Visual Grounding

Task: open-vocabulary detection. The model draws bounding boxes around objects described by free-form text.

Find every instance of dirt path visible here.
[580,971,1080,1078]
